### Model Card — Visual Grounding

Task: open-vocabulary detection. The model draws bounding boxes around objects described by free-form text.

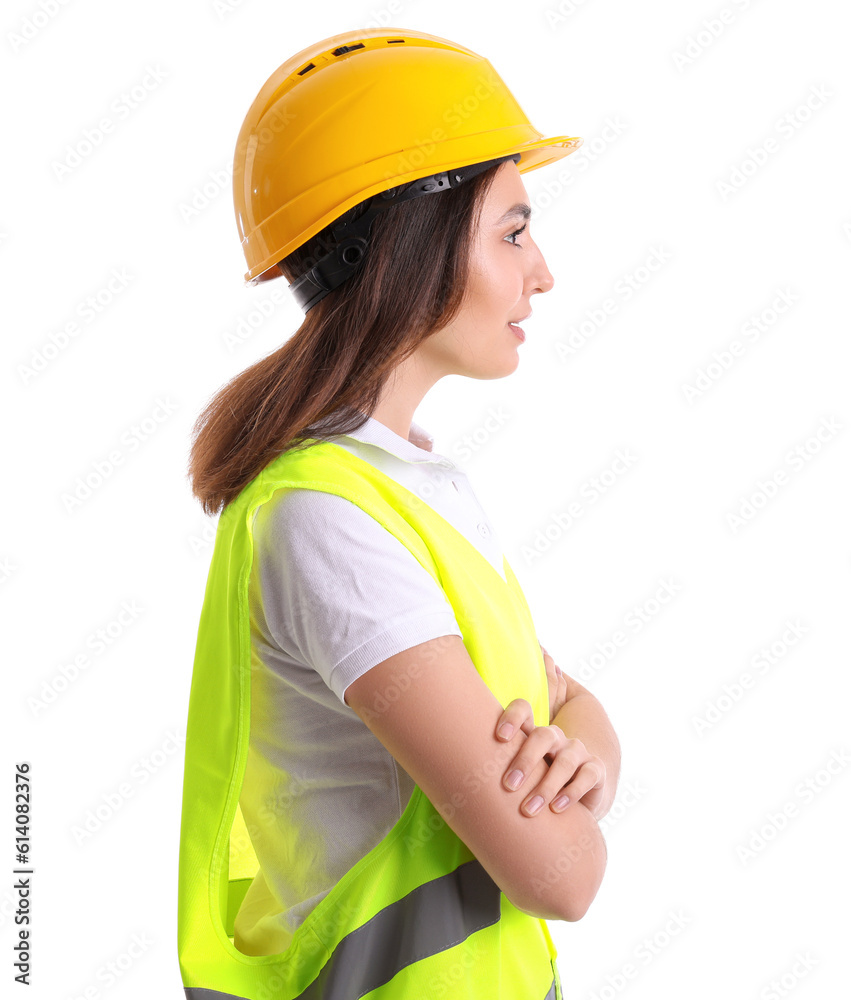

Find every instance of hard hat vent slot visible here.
[296,62,315,76]
[332,44,365,56]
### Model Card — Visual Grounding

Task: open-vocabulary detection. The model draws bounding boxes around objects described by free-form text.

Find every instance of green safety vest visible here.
[177,439,563,999]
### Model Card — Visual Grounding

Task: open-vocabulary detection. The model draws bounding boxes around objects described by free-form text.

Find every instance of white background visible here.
[3,0,850,997]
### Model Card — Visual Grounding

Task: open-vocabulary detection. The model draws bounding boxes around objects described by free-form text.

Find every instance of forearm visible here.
[552,684,621,818]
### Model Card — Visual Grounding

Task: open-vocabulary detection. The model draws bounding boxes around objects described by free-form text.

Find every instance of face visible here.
[418,159,554,380]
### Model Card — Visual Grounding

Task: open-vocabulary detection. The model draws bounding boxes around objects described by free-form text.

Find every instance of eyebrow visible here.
[493,203,532,227]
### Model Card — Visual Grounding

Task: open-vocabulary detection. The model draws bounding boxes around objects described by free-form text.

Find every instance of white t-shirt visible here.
[233,413,507,957]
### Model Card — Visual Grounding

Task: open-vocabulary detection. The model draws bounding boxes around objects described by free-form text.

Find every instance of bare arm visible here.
[551,678,622,819]
[345,634,608,921]
[539,643,621,818]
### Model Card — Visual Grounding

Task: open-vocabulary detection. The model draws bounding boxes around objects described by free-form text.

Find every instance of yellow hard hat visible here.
[232,26,583,306]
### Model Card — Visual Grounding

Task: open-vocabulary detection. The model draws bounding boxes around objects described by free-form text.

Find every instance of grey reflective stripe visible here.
[186,981,557,1000]
[187,858,560,1000]
[298,858,500,998]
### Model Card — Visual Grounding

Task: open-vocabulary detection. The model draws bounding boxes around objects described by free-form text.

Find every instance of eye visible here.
[504,223,527,247]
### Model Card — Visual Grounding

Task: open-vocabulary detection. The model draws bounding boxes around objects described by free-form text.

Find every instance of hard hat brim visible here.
[243,134,583,286]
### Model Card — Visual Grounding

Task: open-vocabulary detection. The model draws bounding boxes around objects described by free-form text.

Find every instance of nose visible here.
[530,243,555,296]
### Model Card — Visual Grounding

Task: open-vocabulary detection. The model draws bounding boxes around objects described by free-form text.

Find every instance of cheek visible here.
[470,247,519,315]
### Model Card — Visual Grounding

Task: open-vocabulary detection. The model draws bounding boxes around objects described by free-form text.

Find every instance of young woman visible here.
[178,27,619,1000]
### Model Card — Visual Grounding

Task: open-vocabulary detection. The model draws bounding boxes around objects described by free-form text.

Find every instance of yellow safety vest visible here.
[177,439,563,999]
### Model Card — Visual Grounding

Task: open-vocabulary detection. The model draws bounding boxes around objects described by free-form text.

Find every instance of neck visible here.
[370,353,442,441]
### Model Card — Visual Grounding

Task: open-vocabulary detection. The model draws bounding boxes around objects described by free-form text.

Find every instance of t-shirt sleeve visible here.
[251,487,463,704]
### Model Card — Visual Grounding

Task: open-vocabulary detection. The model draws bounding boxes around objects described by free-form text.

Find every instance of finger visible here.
[502,726,568,792]
[546,760,606,812]
[495,698,535,741]
[517,744,584,816]
[521,772,572,816]
[542,651,560,716]
[512,737,592,806]
[542,649,557,683]
[519,754,604,817]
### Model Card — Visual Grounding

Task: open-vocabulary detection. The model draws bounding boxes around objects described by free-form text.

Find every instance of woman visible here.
[178,26,619,1000]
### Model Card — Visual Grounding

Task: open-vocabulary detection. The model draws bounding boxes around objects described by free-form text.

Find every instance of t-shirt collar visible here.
[342,413,450,466]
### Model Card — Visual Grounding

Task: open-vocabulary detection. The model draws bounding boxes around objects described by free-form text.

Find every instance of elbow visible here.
[509,889,594,924]
[559,886,600,923]
[511,820,608,923]
[514,882,601,924]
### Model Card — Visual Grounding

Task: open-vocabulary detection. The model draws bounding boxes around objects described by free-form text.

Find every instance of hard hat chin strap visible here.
[287,153,520,313]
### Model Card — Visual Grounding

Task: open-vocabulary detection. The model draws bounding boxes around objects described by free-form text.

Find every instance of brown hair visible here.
[187,162,505,516]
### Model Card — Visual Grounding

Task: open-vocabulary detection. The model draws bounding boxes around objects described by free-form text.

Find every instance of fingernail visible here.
[525,796,544,816]
[506,769,523,790]
[552,795,570,812]
[498,723,514,740]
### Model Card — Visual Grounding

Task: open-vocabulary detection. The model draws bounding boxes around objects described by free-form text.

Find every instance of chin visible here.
[463,355,520,381]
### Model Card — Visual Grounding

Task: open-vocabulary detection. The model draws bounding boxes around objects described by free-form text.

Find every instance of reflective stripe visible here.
[186,981,557,1000]
[185,977,558,1000]
[184,860,557,999]
[297,858,499,998]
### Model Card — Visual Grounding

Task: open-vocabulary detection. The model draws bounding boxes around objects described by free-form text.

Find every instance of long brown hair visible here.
[187,162,505,516]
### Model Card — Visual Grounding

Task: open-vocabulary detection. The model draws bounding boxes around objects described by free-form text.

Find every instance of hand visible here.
[495,698,608,819]
[541,643,570,723]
